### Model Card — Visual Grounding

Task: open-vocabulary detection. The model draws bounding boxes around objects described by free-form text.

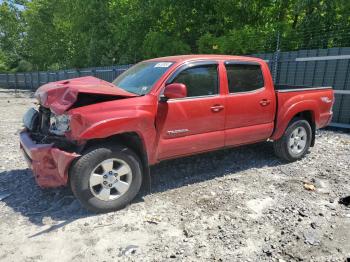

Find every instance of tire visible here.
[273,117,312,162]
[70,144,143,213]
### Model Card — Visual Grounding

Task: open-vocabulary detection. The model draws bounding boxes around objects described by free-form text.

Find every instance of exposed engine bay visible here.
[23,106,78,152]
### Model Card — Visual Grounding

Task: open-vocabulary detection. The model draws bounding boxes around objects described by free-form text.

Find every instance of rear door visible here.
[224,61,275,146]
[156,61,225,160]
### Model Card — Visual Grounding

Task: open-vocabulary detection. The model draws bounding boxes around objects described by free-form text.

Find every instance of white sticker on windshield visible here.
[154,62,172,68]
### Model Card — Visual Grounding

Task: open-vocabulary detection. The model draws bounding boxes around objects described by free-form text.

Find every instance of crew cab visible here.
[19,55,334,212]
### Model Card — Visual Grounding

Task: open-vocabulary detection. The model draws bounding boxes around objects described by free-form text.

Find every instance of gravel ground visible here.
[0,90,349,262]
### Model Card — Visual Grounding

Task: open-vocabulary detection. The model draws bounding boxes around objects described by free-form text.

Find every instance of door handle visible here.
[211,104,224,112]
[259,99,271,106]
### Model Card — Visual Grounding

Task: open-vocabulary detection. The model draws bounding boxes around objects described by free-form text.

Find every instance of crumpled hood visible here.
[35,76,137,115]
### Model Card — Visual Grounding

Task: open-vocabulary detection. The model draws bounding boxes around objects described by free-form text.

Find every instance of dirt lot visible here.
[0,90,349,262]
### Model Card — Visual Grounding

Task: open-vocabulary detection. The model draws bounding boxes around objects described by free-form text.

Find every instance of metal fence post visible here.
[30,72,34,90]
[112,68,117,79]
[6,73,9,88]
[14,73,18,95]
[37,72,40,88]
[24,73,27,89]
[272,32,281,83]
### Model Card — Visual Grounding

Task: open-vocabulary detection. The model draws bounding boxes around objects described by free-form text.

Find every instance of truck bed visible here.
[272,85,334,141]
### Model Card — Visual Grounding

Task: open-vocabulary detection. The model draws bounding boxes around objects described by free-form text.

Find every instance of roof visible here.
[146,54,265,63]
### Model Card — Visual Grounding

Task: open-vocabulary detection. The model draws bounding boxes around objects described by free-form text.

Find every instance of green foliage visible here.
[198,27,275,55]
[16,59,33,72]
[0,1,26,70]
[197,33,220,54]
[0,0,349,72]
[142,32,191,59]
[47,63,61,71]
[0,50,9,71]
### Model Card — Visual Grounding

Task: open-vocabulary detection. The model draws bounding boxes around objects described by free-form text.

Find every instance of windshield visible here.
[112,61,174,95]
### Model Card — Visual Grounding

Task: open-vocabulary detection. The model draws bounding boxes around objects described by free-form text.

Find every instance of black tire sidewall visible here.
[70,145,142,213]
[284,119,312,160]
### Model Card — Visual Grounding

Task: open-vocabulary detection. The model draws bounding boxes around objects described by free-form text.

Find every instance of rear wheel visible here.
[273,118,312,162]
[70,144,142,213]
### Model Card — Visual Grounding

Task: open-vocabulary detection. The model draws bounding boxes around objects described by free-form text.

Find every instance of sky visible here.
[0,0,26,10]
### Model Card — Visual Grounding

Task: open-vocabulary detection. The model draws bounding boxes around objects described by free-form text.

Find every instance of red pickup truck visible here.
[20,55,334,212]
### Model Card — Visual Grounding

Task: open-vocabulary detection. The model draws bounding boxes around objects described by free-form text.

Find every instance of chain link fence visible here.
[253,47,350,128]
[0,47,349,128]
[0,64,133,90]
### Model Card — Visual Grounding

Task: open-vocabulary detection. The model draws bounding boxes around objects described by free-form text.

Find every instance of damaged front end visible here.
[20,105,81,188]
[20,132,79,188]
[20,76,138,188]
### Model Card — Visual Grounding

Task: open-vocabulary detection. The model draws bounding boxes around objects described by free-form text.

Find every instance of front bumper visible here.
[19,131,80,188]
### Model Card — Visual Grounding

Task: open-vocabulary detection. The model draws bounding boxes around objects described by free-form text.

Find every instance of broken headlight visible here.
[23,108,40,131]
[49,113,70,136]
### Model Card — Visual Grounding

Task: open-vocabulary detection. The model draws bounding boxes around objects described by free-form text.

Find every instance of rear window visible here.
[225,63,264,93]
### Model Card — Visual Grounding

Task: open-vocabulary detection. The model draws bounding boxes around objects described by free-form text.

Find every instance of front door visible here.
[156,62,225,160]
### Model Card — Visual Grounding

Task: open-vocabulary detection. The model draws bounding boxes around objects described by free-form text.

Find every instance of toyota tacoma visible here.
[20,55,334,212]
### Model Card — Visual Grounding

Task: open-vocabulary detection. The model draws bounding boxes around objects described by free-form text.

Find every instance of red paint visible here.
[35,76,137,115]
[222,59,276,145]
[20,132,80,187]
[157,95,226,159]
[163,83,187,99]
[270,88,334,140]
[20,55,334,188]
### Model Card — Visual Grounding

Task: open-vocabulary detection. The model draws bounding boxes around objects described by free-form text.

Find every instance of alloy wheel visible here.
[89,158,132,201]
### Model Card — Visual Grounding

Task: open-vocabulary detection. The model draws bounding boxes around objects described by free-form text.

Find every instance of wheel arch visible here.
[75,132,151,193]
[272,99,319,143]
[293,111,316,147]
[273,109,316,146]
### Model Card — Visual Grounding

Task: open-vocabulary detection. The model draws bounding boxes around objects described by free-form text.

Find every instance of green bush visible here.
[142,32,191,59]
[16,60,33,72]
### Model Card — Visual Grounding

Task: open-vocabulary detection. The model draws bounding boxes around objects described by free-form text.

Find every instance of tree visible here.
[0,0,26,70]
[142,32,191,58]
[0,0,349,72]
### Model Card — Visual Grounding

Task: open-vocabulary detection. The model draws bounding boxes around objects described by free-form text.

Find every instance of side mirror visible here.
[162,83,187,101]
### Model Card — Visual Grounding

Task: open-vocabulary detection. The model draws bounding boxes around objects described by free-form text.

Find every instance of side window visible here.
[172,65,218,97]
[225,63,264,93]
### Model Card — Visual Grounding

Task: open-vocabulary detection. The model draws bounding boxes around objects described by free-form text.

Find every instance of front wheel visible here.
[70,145,143,213]
[273,118,312,162]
